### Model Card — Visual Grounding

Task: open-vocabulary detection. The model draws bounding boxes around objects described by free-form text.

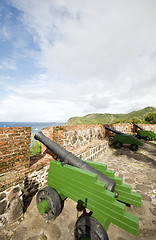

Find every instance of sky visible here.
[0,0,156,122]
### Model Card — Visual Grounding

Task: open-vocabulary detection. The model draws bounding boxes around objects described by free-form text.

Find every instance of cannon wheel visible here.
[136,134,141,139]
[74,215,109,240]
[36,186,62,220]
[113,141,122,149]
[144,136,151,141]
[130,144,138,151]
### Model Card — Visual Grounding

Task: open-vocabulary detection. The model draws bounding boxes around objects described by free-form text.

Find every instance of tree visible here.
[145,112,156,124]
[131,117,142,124]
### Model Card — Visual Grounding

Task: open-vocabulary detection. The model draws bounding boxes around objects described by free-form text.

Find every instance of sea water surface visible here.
[0,122,65,146]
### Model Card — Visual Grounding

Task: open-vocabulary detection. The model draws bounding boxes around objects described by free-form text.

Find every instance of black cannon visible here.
[133,123,143,130]
[105,125,126,135]
[34,131,117,194]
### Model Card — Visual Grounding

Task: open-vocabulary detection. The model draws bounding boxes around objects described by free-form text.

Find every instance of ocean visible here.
[0,122,65,146]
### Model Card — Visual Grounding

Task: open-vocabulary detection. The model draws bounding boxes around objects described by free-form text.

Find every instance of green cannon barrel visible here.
[34,132,117,195]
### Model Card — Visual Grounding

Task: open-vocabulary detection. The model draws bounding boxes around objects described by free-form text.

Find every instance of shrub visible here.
[30,140,41,156]
[130,117,142,124]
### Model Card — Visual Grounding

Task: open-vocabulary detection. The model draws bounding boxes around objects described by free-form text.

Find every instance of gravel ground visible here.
[0,140,156,240]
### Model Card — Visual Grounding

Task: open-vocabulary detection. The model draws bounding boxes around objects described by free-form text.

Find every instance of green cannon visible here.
[105,126,143,151]
[134,123,156,141]
[34,132,141,240]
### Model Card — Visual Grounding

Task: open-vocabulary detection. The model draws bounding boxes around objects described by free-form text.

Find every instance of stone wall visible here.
[42,124,105,150]
[106,123,156,135]
[42,124,108,161]
[133,124,156,132]
[0,127,31,229]
[112,123,133,134]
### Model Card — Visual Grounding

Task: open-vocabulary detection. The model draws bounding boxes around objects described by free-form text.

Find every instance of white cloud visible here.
[0,0,156,121]
[0,58,17,70]
[0,25,11,41]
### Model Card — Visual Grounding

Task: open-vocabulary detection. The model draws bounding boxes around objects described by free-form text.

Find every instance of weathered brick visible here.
[0,129,4,134]
[0,141,9,146]
[6,130,18,134]
[0,127,31,175]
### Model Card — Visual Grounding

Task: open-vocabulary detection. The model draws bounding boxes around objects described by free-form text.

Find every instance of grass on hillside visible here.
[66,107,156,125]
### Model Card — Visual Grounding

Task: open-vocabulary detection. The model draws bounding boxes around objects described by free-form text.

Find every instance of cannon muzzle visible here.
[34,132,117,195]
[105,126,126,135]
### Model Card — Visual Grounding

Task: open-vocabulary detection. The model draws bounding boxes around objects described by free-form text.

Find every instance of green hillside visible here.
[66,106,156,125]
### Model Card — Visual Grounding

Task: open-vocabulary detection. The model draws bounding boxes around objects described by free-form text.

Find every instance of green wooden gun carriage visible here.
[134,123,156,141]
[105,125,143,151]
[35,132,141,240]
